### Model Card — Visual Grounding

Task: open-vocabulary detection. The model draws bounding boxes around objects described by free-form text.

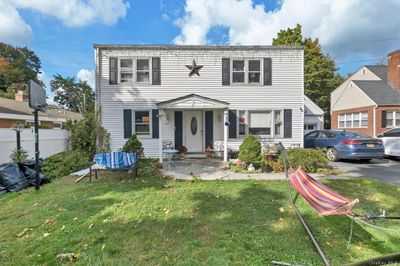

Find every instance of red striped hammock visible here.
[289,167,359,216]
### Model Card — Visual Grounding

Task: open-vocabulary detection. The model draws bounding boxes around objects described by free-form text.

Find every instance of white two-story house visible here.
[94,45,304,162]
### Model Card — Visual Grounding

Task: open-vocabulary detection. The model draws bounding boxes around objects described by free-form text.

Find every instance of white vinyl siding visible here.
[96,47,304,157]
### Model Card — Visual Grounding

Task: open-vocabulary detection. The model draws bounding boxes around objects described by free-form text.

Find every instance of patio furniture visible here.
[162,149,178,170]
[89,152,138,182]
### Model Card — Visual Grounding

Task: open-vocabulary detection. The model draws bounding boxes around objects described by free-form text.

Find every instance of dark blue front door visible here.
[174,111,183,148]
[205,111,213,148]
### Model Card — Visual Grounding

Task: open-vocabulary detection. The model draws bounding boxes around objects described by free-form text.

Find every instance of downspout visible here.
[373,104,378,137]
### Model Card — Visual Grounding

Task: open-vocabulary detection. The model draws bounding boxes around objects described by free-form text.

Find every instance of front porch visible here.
[157,94,230,163]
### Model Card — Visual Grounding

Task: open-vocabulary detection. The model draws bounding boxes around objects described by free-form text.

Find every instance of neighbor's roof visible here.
[304,95,324,115]
[0,97,83,121]
[365,65,387,82]
[93,44,304,50]
[352,80,400,106]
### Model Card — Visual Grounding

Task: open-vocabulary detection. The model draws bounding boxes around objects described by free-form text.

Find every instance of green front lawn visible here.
[1,160,399,265]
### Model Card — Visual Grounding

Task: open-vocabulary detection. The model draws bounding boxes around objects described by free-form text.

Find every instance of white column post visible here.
[223,109,229,163]
[159,109,164,163]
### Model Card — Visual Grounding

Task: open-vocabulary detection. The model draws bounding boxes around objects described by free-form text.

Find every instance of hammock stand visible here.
[276,142,400,266]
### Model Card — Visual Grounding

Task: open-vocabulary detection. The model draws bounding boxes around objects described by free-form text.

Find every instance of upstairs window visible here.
[120,59,133,83]
[135,111,150,135]
[137,59,150,83]
[232,60,245,83]
[248,60,261,84]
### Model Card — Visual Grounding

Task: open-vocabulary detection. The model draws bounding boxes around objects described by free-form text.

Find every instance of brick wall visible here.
[376,106,400,135]
[331,106,375,136]
[0,119,26,128]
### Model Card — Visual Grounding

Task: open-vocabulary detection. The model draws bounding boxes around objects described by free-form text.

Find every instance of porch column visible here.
[159,109,164,163]
[223,109,228,163]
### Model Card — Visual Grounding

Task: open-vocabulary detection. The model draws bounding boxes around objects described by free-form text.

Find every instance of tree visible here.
[50,74,94,113]
[273,24,345,128]
[0,42,43,98]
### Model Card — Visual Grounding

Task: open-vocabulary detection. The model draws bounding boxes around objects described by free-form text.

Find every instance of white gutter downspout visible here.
[373,104,378,137]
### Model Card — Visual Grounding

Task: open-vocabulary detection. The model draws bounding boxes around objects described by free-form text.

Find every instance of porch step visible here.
[185,153,207,159]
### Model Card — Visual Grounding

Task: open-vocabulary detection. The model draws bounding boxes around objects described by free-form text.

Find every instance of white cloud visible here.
[0,0,129,45]
[77,69,95,88]
[0,1,32,46]
[173,0,400,59]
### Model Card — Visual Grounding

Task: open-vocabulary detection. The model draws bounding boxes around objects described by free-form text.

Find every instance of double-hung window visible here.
[135,111,150,135]
[360,112,368,127]
[353,113,360,128]
[385,110,400,128]
[137,59,150,83]
[339,115,345,128]
[120,59,133,84]
[274,110,282,136]
[345,114,352,128]
[238,110,246,136]
[248,60,261,84]
[232,60,245,83]
[249,111,272,135]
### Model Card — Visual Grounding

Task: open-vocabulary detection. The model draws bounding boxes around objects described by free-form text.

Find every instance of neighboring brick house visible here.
[0,91,83,128]
[331,50,400,137]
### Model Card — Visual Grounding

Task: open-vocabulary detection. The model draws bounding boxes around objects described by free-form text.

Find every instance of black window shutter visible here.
[152,109,159,138]
[152,57,161,85]
[222,58,230,85]
[284,109,292,138]
[109,57,118,85]
[263,58,272,85]
[123,109,132,139]
[381,110,387,128]
[229,110,237,138]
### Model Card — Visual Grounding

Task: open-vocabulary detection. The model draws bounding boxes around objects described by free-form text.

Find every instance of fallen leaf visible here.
[101,244,106,250]
[165,209,170,214]
[43,233,50,237]
[17,228,33,237]
[58,208,66,212]
[88,223,94,229]
[33,203,38,206]
[103,219,108,223]
[279,207,285,213]
[73,217,78,221]
[56,253,79,261]
[60,225,66,231]
[44,219,55,225]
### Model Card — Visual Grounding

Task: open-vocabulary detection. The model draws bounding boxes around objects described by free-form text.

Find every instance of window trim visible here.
[231,59,246,84]
[386,110,400,128]
[338,112,368,129]
[230,58,264,85]
[133,110,152,137]
[273,110,283,137]
[248,110,273,137]
[119,57,134,85]
[238,110,247,137]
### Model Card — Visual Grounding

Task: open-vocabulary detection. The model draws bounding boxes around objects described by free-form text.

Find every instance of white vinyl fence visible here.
[0,128,70,164]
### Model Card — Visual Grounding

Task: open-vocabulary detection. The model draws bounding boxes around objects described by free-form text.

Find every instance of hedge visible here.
[42,150,91,179]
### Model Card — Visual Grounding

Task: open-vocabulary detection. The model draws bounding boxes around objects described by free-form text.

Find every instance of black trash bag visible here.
[0,164,29,193]
[20,164,50,185]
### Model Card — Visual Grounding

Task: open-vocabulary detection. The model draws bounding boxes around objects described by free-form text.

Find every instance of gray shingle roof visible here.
[0,97,83,121]
[365,65,387,82]
[352,80,400,106]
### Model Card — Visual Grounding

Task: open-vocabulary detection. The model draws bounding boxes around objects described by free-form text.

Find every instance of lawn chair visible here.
[89,152,138,182]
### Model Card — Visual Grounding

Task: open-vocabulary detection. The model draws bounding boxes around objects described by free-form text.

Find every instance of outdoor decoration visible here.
[177,145,187,159]
[205,146,213,159]
[185,59,203,77]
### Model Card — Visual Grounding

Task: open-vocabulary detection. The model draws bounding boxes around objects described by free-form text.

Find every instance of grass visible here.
[0,159,399,265]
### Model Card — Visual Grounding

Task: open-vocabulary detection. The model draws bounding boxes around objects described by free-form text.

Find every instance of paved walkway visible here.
[160,159,348,181]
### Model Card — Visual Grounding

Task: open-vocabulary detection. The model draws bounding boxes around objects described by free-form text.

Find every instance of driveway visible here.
[330,158,400,184]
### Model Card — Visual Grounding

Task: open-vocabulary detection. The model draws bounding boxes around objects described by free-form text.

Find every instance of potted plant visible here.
[205,146,213,159]
[177,145,187,159]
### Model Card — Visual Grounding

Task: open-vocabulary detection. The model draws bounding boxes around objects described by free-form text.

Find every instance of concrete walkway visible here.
[160,159,348,181]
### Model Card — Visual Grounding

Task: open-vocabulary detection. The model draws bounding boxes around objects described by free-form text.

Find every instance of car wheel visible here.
[326,147,339,162]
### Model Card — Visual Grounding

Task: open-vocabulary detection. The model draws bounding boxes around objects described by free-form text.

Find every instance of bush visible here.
[42,150,91,179]
[10,148,29,163]
[238,134,263,168]
[278,148,329,173]
[68,112,110,160]
[122,134,143,156]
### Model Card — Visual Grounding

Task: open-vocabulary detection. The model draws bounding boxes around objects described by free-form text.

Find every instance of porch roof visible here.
[156,94,230,109]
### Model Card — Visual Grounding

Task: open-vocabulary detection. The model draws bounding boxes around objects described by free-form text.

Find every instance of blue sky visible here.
[1,0,399,98]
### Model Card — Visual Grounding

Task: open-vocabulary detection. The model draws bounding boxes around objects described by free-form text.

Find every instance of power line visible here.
[337,57,386,65]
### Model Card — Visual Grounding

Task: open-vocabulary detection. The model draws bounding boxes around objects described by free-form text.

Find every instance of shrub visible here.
[68,112,110,160]
[279,148,329,173]
[42,150,91,179]
[10,148,29,163]
[122,134,143,156]
[238,134,263,167]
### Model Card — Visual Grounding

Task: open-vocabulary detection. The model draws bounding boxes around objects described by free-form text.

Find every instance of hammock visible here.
[94,152,137,169]
[289,167,359,216]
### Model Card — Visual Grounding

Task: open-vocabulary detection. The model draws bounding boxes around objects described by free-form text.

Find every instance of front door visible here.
[185,111,203,152]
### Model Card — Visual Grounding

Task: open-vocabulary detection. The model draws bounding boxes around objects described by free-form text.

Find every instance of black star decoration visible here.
[185,59,203,77]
